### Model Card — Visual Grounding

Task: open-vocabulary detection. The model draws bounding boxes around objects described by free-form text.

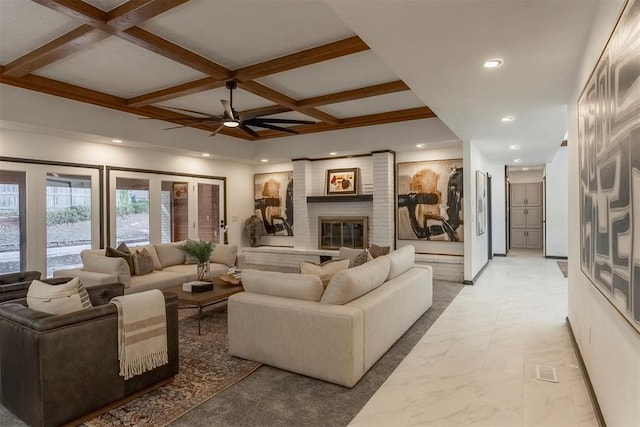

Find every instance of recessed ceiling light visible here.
[329,152,337,156]
[416,144,425,148]
[509,145,520,150]
[202,153,210,157]
[260,159,268,163]
[514,159,522,163]
[483,59,503,68]
[522,167,529,171]
[501,116,515,122]
[111,138,122,144]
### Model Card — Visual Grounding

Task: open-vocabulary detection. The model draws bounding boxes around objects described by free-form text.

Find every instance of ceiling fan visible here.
[142,80,315,138]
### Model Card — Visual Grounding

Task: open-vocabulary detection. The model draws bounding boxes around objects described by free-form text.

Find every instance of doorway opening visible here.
[507,165,545,257]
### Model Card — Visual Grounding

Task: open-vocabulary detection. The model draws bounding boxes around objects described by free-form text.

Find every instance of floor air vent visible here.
[536,364,559,383]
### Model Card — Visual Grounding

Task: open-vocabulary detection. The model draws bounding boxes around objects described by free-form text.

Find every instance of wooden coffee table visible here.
[167,278,243,335]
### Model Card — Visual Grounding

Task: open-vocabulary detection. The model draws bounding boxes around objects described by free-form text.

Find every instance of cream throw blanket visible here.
[110,289,168,380]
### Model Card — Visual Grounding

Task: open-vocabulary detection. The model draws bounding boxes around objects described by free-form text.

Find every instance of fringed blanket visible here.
[110,289,168,380]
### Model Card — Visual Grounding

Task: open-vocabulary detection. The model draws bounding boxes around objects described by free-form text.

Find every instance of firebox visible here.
[318,216,368,250]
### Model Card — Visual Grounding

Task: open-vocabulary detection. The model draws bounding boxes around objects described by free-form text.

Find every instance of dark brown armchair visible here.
[0,281,179,427]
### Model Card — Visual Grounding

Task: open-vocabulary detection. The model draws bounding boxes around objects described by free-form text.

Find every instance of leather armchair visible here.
[0,282,179,427]
[0,271,41,303]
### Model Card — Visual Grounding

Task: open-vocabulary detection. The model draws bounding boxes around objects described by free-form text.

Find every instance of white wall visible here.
[463,140,489,281]
[508,169,544,183]
[545,146,568,257]
[0,127,255,250]
[567,0,640,425]
[486,162,506,255]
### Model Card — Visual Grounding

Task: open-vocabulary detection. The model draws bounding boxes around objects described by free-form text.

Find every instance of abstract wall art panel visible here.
[254,171,294,236]
[397,159,463,242]
[578,0,640,333]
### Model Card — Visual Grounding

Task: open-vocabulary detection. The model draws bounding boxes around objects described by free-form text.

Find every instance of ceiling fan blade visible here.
[156,105,219,118]
[163,119,223,130]
[209,124,226,137]
[221,99,235,119]
[140,116,219,121]
[239,123,260,138]
[248,122,300,135]
[246,118,315,125]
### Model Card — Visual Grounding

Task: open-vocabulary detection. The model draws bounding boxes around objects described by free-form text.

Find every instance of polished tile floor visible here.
[350,249,597,427]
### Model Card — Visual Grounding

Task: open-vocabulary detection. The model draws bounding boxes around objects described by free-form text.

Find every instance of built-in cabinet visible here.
[510,183,542,249]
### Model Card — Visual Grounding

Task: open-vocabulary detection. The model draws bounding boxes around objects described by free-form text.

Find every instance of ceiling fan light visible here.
[223,120,240,128]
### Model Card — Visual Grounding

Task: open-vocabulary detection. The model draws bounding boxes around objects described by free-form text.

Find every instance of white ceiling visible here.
[0,0,613,165]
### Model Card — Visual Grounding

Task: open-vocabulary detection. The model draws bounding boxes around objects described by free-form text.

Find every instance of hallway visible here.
[350,254,597,426]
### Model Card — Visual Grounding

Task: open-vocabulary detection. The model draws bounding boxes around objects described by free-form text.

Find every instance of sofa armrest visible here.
[228,292,365,387]
[53,268,120,287]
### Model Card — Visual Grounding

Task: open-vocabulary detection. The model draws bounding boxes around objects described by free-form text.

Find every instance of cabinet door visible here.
[511,183,526,206]
[525,207,542,229]
[526,230,542,248]
[525,183,542,206]
[511,207,527,228]
[511,229,527,248]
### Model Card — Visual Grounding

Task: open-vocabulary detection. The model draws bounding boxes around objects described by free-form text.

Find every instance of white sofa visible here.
[53,242,239,294]
[228,245,432,387]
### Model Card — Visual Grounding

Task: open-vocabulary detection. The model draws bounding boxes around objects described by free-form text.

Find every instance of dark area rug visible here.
[557,260,568,278]
[169,279,464,427]
[84,305,262,427]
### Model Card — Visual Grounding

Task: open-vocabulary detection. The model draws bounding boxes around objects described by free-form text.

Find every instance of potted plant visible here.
[178,239,214,281]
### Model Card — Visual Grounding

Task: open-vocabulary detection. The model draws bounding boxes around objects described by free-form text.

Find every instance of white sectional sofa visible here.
[228,245,432,387]
[53,242,239,294]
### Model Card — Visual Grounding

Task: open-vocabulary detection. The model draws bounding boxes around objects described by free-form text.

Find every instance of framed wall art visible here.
[254,171,294,236]
[476,170,487,236]
[578,0,640,333]
[397,159,464,242]
[326,168,358,195]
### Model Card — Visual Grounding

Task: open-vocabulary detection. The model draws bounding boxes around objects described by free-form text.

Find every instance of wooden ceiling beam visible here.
[106,0,190,31]
[127,77,226,107]
[298,80,410,108]
[1,26,109,78]
[239,80,340,124]
[254,107,436,140]
[232,36,369,81]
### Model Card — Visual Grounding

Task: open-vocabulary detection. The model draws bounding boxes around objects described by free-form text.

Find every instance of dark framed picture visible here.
[326,168,358,195]
[476,170,487,236]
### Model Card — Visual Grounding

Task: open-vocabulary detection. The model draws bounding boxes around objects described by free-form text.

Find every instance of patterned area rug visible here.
[84,303,261,427]
[557,260,568,278]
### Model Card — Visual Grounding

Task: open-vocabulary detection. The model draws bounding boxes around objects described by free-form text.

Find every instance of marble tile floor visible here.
[350,252,597,427]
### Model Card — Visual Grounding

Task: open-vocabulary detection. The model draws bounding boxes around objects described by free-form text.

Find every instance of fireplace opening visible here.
[319,216,368,250]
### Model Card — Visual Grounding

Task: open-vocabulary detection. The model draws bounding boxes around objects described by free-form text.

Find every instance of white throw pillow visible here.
[210,244,238,267]
[154,242,186,268]
[27,277,86,315]
[300,258,350,288]
[321,256,391,305]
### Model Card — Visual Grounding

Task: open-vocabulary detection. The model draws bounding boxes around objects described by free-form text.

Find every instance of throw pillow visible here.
[133,248,155,276]
[353,250,373,267]
[106,246,134,275]
[369,244,391,258]
[338,247,364,268]
[210,244,238,267]
[26,277,87,315]
[78,282,93,310]
[300,258,350,288]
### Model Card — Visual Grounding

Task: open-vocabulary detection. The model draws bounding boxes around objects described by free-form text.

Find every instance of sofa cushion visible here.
[242,269,324,302]
[106,246,134,275]
[210,244,238,267]
[386,245,415,280]
[82,254,131,287]
[26,277,87,315]
[369,244,390,258]
[155,242,186,268]
[300,258,350,288]
[321,256,391,305]
[133,248,155,276]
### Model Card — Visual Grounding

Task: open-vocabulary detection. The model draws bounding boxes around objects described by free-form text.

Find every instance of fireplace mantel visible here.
[306,195,373,203]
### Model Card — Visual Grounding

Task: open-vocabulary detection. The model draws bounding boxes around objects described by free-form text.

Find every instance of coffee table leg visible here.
[198,306,203,335]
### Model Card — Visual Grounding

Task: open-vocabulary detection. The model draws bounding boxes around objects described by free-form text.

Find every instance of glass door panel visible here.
[197,183,221,243]
[115,177,150,245]
[0,170,26,274]
[161,181,189,242]
[46,173,92,276]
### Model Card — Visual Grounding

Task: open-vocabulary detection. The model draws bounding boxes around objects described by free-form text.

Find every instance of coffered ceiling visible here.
[0,0,434,142]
